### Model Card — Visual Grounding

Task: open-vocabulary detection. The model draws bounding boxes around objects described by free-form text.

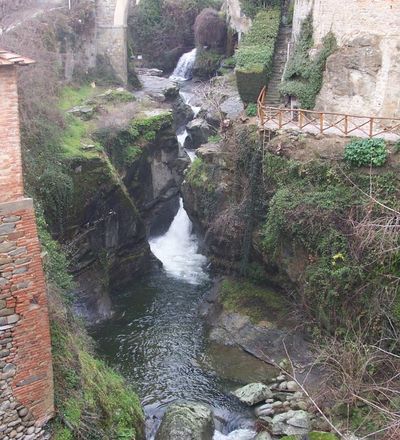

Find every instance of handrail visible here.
[256,87,400,140]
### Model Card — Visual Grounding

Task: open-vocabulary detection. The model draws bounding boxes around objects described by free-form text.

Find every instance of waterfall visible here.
[170,48,197,81]
[149,199,208,285]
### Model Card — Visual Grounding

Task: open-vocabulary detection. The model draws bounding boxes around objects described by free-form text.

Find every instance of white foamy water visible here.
[149,199,208,285]
[214,429,257,440]
[170,48,197,81]
[180,90,201,116]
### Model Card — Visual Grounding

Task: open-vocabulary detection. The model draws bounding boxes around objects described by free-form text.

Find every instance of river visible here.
[90,50,269,439]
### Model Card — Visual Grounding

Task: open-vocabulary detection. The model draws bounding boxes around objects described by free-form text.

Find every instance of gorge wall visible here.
[0,52,53,438]
[292,0,400,117]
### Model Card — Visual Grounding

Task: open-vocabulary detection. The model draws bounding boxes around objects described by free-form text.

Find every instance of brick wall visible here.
[0,62,54,438]
[0,66,24,203]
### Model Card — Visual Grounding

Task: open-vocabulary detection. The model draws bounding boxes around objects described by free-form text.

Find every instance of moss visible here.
[220,277,286,323]
[193,49,223,79]
[95,111,173,169]
[59,85,97,111]
[235,7,281,102]
[36,209,74,290]
[186,157,211,189]
[281,433,338,440]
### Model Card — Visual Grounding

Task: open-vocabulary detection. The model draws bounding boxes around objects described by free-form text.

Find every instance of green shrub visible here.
[193,49,223,78]
[129,0,222,70]
[235,7,281,102]
[246,103,258,116]
[240,0,280,19]
[344,138,388,167]
[280,15,337,109]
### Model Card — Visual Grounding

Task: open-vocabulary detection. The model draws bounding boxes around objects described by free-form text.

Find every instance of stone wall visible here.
[0,61,54,438]
[222,0,252,39]
[292,0,400,117]
[96,0,130,84]
[0,201,53,439]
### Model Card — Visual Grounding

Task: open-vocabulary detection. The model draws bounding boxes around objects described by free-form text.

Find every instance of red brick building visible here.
[0,49,54,437]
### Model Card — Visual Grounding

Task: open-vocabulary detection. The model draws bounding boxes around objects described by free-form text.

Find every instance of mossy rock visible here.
[220,277,287,324]
[193,49,223,79]
[281,432,338,440]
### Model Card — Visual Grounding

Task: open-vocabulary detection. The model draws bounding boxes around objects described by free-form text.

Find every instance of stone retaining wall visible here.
[0,199,54,439]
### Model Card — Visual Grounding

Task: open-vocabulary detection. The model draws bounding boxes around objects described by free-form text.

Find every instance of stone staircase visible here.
[265,24,292,107]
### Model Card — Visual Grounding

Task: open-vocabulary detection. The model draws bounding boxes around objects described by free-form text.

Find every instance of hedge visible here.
[235,7,281,103]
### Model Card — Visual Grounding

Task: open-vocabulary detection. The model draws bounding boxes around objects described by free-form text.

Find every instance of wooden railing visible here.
[257,86,400,140]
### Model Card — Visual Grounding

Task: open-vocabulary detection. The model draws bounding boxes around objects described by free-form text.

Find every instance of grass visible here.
[51,296,144,440]
[59,85,98,111]
[220,277,286,323]
[60,116,102,159]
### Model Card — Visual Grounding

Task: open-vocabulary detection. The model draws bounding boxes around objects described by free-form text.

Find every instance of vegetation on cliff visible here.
[280,14,337,109]
[183,126,400,436]
[38,213,144,439]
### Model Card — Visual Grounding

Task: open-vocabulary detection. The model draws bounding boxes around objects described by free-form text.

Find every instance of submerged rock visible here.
[155,402,214,440]
[232,383,273,406]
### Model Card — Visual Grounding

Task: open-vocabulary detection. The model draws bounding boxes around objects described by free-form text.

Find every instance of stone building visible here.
[292,0,400,117]
[0,49,54,438]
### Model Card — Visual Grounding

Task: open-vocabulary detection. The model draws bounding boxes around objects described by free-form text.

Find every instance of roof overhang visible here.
[0,49,35,66]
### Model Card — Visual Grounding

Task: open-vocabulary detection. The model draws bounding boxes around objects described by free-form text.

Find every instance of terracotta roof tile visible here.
[0,49,35,66]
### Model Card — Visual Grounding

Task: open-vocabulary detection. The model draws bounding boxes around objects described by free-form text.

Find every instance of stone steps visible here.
[265,23,292,106]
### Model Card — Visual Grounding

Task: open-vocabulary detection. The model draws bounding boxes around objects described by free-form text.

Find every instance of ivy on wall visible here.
[279,14,337,109]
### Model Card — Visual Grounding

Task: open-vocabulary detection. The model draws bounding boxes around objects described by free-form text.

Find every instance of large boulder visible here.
[186,118,213,148]
[155,402,214,440]
[232,383,273,406]
[271,410,311,436]
[173,95,195,128]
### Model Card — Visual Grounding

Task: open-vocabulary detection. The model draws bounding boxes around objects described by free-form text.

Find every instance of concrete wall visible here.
[0,64,54,438]
[292,0,400,118]
[96,0,130,84]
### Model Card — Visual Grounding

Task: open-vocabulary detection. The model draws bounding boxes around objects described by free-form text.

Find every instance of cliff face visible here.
[182,125,400,334]
[53,90,187,318]
[292,0,400,117]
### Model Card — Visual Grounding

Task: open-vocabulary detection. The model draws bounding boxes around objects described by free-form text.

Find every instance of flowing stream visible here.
[91,51,266,439]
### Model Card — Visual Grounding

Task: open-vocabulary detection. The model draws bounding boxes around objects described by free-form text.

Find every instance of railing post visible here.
[320,113,324,134]
[299,111,303,129]
[278,110,283,129]
[369,118,374,137]
[344,115,348,136]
